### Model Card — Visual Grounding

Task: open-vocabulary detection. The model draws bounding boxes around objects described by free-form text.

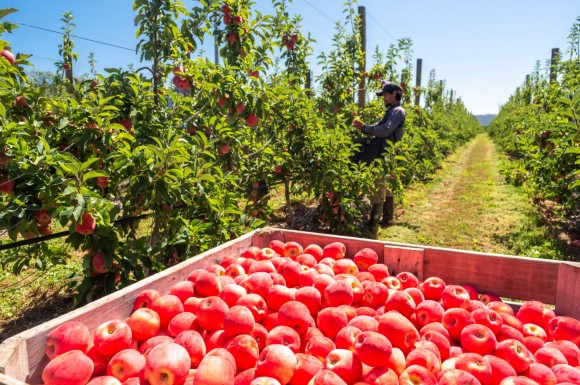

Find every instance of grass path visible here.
[379,133,568,258]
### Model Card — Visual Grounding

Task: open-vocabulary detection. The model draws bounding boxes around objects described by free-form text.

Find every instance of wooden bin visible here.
[1,227,579,385]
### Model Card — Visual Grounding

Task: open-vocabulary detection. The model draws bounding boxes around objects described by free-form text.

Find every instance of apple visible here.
[396,272,420,289]
[240,271,274,299]
[422,330,451,361]
[45,320,91,359]
[384,289,416,318]
[484,355,517,385]
[194,270,223,297]
[304,335,336,362]
[290,353,324,385]
[334,325,363,352]
[149,294,185,330]
[295,286,322,316]
[548,316,580,345]
[87,345,109,377]
[516,300,555,334]
[367,264,390,282]
[247,114,259,127]
[87,376,123,385]
[348,315,378,332]
[454,352,492,385]
[442,307,475,342]
[303,244,324,262]
[144,342,191,385]
[193,352,235,385]
[324,279,354,307]
[398,364,437,385]
[442,285,471,309]
[354,330,392,367]
[196,296,229,331]
[317,307,348,339]
[256,344,298,385]
[107,348,146,383]
[223,304,255,338]
[415,299,445,327]
[322,242,347,260]
[34,209,52,226]
[472,308,503,335]
[493,338,532,373]
[133,288,162,311]
[278,300,313,335]
[550,363,580,383]
[175,330,206,368]
[42,349,94,385]
[460,323,498,356]
[1,48,15,64]
[278,259,302,287]
[352,248,378,271]
[138,335,174,355]
[237,293,268,323]
[267,325,302,353]
[420,276,446,301]
[462,284,480,300]
[361,281,389,309]
[438,368,482,385]
[534,346,568,367]
[308,369,348,385]
[126,307,161,341]
[377,311,420,354]
[74,212,96,235]
[522,362,558,385]
[94,319,133,358]
[324,348,363,385]
[235,368,257,385]
[406,347,441,375]
[545,339,580,366]
[91,250,109,274]
[225,334,260,371]
[167,312,201,337]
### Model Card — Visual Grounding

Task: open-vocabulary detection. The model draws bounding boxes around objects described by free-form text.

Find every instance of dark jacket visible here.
[362,102,406,144]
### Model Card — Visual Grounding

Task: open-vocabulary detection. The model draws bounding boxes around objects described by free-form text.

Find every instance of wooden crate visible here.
[1,227,579,385]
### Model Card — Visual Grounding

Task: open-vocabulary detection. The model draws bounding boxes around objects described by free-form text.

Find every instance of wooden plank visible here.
[0,372,28,385]
[555,263,580,319]
[383,245,425,281]
[423,248,562,305]
[0,230,258,384]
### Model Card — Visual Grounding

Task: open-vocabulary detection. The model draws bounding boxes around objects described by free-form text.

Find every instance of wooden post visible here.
[357,6,366,109]
[306,70,312,96]
[214,19,220,65]
[550,48,559,84]
[415,58,422,106]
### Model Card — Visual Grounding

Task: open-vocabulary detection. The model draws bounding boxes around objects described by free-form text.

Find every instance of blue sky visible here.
[3,1,580,115]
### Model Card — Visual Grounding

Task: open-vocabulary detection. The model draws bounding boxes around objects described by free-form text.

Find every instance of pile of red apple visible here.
[40,240,580,385]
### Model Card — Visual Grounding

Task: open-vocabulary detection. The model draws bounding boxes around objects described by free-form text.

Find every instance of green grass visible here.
[378,133,576,260]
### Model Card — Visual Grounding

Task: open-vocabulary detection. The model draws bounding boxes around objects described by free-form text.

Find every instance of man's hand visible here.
[352,118,365,131]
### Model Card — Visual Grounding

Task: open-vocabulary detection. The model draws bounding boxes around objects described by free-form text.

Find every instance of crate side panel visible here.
[423,248,560,304]
[0,230,257,384]
[555,263,580,319]
[383,245,425,281]
[0,372,28,385]
[0,337,28,384]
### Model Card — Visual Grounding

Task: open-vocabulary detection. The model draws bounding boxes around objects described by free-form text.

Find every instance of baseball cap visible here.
[376,82,403,96]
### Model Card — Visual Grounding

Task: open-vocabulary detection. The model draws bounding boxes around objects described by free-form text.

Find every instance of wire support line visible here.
[366,13,397,41]
[10,21,137,53]
[301,0,336,24]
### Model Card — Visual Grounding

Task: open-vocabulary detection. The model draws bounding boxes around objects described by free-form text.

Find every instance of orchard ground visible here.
[0,132,578,342]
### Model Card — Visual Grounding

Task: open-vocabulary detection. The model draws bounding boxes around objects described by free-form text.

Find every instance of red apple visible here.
[149,294,185,330]
[226,334,260,371]
[127,307,161,341]
[304,335,336,362]
[398,364,437,385]
[45,320,91,359]
[108,348,145,383]
[1,48,15,64]
[196,296,229,331]
[438,369,482,385]
[354,330,392,367]
[548,316,580,345]
[454,352,492,385]
[493,338,532,373]
[317,307,348,339]
[460,323,498,356]
[175,330,206,368]
[74,212,96,235]
[267,325,302,353]
[94,319,133,358]
[378,311,420,354]
[442,285,471,309]
[420,276,446,301]
[193,352,235,385]
[256,344,298,385]
[133,289,162,311]
[322,242,347,260]
[290,353,324,385]
[484,355,517,385]
[42,349,94,385]
[324,348,363,385]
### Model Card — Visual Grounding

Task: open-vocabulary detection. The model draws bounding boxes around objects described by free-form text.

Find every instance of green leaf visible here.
[0,8,18,19]
[82,170,107,182]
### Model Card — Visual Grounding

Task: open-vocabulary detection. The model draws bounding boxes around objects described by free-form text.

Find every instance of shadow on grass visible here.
[0,290,75,342]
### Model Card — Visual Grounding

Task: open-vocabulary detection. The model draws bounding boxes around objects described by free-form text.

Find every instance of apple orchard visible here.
[0,0,481,303]
[1,2,580,385]
[39,240,580,385]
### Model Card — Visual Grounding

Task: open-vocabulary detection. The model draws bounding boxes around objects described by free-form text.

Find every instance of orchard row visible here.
[41,240,580,385]
[0,2,479,303]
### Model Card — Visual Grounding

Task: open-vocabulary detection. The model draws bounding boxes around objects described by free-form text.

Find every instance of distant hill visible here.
[475,114,496,127]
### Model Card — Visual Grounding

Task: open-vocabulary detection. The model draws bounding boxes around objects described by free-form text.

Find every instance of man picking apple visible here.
[352,82,406,235]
